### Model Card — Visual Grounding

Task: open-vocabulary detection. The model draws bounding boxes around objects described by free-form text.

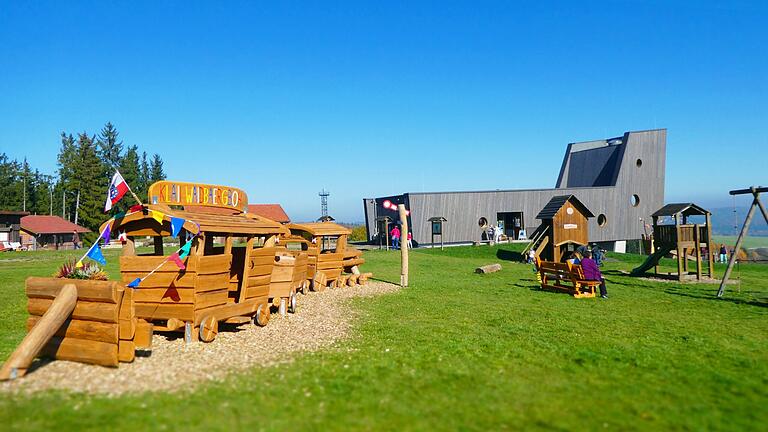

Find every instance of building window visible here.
[636,158,643,167]
[631,194,640,207]
[478,217,488,228]
[597,214,607,227]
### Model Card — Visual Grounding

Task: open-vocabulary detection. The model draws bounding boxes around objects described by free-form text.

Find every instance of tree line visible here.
[0,122,166,239]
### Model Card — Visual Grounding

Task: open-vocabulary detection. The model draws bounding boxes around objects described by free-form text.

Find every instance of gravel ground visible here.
[1,281,399,396]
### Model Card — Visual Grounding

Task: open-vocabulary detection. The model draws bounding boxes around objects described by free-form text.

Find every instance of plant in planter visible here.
[54,259,108,281]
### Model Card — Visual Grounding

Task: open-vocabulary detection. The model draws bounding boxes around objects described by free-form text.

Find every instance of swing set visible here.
[717,186,768,298]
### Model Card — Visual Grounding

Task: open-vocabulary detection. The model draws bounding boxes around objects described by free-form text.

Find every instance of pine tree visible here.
[21,158,34,212]
[72,133,107,239]
[56,132,77,219]
[96,122,123,170]
[0,153,22,210]
[139,151,150,198]
[149,154,166,183]
[32,172,54,215]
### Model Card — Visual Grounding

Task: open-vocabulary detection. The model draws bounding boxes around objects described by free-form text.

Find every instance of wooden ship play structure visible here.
[0,180,373,380]
[630,203,714,281]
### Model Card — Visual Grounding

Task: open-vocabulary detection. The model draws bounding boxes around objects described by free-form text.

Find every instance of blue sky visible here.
[1,1,766,221]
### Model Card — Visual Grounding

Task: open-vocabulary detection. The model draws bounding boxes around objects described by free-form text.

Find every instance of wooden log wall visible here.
[23,277,151,367]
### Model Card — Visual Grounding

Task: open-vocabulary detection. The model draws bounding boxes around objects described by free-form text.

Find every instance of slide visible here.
[631,245,675,276]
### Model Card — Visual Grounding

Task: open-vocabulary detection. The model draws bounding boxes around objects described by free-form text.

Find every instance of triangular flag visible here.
[171,217,185,237]
[101,224,111,243]
[75,260,84,268]
[118,230,128,242]
[151,210,164,224]
[86,243,107,265]
[129,204,144,213]
[179,241,192,259]
[167,252,186,270]
[128,278,141,288]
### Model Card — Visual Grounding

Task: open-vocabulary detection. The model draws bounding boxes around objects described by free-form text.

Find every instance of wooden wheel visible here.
[199,315,218,343]
[254,303,271,327]
[312,279,326,293]
[288,292,297,313]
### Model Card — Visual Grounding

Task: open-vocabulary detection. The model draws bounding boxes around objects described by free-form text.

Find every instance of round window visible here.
[631,194,640,207]
[566,207,574,215]
[597,214,607,227]
[636,158,643,168]
[478,217,488,228]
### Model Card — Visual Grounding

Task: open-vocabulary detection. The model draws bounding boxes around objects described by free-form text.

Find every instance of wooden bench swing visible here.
[536,257,602,299]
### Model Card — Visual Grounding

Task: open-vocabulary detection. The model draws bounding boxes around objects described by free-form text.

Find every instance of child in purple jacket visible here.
[581,250,608,298]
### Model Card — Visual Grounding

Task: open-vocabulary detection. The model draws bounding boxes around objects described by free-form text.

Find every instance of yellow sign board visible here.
[148,181,248,212]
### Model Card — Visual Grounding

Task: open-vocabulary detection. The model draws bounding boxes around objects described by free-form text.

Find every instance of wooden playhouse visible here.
[532,195,594,262]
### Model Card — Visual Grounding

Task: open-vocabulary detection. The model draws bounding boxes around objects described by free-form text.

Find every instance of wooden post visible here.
[398,204,409,287]
[705,212,714,278]
[238,236,256,303]
[123,236,135,256]
[153,236,163,256]
[693,224,702,280]
[0,283,77,380]
[675,214,684,281]
[718,197,757,296]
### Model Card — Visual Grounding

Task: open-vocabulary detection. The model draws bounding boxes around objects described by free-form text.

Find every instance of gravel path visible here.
[1,281,399,396]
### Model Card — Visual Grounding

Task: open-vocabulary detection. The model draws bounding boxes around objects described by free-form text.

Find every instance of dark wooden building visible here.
[0,210,29,247]
[363,129,666,251]
[20,215,90,250]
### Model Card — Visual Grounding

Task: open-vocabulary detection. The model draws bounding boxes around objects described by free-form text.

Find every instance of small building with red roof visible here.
[20,215,90,250]
[247,204,290,224]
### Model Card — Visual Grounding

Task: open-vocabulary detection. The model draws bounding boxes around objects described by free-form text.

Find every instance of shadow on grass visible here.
[662,285,768,308]
[496,249,525,262]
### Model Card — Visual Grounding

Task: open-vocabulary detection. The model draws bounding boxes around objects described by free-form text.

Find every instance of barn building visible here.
[362,129,666,252]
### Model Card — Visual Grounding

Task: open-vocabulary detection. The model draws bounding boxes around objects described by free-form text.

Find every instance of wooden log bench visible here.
[537,260,601,299]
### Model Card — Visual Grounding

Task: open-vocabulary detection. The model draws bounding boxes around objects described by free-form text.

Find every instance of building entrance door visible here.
[497,212,523,240]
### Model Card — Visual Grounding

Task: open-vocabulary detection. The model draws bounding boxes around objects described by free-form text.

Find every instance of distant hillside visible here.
[709,207,768,236]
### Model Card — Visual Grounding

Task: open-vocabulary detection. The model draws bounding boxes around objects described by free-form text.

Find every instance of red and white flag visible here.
[104,171,129,212]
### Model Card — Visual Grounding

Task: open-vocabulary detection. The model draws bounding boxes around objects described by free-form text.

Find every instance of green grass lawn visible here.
[1,245,767,431]
[713,235,768,249]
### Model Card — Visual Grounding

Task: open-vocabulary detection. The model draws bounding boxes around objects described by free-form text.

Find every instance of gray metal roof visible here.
[536,195,595,219]
[651,203,710,217]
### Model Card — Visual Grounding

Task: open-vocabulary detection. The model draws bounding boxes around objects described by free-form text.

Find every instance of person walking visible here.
[581,250,608,298]
[407,231,413,249]
[72,230,81,250]
[719,244,728,263]
[391,225,401,250]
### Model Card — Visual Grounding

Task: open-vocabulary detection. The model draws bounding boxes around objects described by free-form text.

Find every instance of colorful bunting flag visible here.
[128,278,141,288]
[171,217,185,237]
[129,204,144,213]
[151,210,164,224]
[179,241,193,259]
[86,243,107,265]
[168,252,186,270]
[118,231,128,242]
[76,260,84,268]
[101,224,111,243]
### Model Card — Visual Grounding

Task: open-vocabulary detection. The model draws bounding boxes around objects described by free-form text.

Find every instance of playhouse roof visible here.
[652,203,710,217]
[102,204,289,236]
[288,221,351,236]
[536,195,594,220]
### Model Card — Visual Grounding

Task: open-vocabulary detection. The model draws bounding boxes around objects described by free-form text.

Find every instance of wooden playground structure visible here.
[524,195,594,263]
[1,180,373,380]
[631,203,714,281]
[288,222,372,291]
